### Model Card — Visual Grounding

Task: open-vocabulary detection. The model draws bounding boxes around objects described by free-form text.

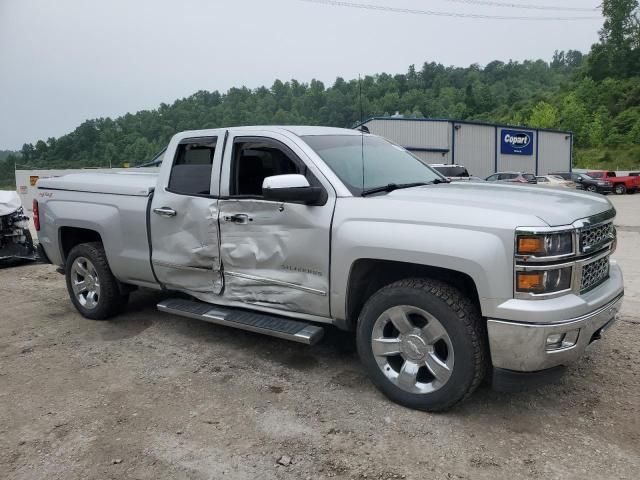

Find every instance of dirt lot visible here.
[1,196,638,480]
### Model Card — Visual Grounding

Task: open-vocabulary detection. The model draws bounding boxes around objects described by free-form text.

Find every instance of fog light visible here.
[546,333,565,349]
[546,329,579,351]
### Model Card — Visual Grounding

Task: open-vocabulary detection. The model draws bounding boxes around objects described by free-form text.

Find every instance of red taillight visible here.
[32,199,40,231]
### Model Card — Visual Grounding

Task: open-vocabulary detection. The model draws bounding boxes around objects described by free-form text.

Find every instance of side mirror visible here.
[262,174,323,205]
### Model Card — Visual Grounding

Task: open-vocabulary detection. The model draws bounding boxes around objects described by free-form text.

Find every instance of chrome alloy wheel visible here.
[371,305,454,394]
[70,256,101,309]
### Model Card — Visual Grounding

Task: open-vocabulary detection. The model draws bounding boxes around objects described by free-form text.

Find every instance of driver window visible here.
[231,140,302,196]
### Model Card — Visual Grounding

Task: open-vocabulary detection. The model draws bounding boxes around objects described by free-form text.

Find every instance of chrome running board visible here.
[157,298,324,345]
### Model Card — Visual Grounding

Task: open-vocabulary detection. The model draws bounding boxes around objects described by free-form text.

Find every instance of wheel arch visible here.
[343,259,482,331]
[59,226,103,262]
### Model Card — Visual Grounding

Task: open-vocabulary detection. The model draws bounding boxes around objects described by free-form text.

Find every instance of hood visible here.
[0,190,22,216]
[379,182,613,227]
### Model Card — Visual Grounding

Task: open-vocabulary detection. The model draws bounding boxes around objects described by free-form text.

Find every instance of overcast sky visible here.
[0,0,603,150]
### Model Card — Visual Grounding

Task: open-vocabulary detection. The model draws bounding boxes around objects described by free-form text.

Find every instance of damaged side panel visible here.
[148,131,226,294]
[217,198,333,317]
[151,195,223,293]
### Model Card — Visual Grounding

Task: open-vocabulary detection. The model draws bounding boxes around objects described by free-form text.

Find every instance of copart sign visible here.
[501,129,534,155]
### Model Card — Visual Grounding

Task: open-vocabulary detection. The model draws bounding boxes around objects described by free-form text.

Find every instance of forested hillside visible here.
[1,0,638,188]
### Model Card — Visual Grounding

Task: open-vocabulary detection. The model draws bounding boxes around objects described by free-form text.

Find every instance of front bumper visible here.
[487,292,623,372]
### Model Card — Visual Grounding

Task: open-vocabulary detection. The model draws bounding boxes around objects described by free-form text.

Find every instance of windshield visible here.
[301,134,443,195]
[433,166,469,177]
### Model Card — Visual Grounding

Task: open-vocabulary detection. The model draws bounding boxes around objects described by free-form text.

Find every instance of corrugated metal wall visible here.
[409,150,450,165]
[366,119,450,163]
[453,123,495,178]
[537,131,572,174]
[496,127,537,174]
[362,118,571,177]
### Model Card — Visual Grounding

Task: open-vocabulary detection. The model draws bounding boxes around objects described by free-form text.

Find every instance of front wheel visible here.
[614,183,626,195]
[587,185,598,193]
[356,278,487,411]
[65,242,128,320]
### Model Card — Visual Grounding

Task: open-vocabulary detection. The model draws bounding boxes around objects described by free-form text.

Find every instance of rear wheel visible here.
[356,278,487,411]
[65,242,128,320]
[614,183,626,195]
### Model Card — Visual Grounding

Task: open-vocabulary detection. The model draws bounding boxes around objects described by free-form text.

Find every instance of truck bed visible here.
[37,171,158,196]
[37,171,158,288]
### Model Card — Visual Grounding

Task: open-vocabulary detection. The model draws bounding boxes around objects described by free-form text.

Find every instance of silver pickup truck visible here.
[35,126,624,411]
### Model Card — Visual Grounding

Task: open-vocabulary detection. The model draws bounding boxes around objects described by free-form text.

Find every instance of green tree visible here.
[528,101,558,129]
[588,107,611,146]
[587,0,640,79]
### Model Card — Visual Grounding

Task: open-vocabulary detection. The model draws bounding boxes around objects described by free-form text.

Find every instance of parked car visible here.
[551,172,613,194]
[430,164,470,181]
[629,172,639,176]
[535,175,576,188]
[485,172,537,184]
[587,170,640,194]
[0,190,37,263]
[35,126,623,411]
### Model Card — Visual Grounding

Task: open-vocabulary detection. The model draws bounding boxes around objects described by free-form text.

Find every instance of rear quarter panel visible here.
[37,189,156,287]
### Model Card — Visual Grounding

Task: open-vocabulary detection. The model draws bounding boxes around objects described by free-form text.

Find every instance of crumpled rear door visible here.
[150,131,225,294]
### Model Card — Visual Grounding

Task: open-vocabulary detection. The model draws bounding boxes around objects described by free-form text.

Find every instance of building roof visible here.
[357,116,573,135]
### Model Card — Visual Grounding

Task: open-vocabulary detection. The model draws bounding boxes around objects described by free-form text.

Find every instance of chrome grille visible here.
[580,256,610,292]
[580,222,615,253]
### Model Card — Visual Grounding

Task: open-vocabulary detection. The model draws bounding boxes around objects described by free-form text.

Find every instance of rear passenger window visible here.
[168,138,217,196]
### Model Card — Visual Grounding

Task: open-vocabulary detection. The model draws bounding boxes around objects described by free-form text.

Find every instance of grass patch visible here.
[574,147,640,171]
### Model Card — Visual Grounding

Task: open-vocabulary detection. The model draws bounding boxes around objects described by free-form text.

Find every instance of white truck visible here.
[35,126,624,411]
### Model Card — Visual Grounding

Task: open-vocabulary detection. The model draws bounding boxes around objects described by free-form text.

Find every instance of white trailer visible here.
[15,167,159,213]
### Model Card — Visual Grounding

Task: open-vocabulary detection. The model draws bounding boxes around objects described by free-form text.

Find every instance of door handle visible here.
[224,213,252,224]
[153,206,177,217]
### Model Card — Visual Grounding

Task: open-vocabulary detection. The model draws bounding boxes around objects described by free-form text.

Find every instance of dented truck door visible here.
[150,131,225,294]
[218,131,335,317]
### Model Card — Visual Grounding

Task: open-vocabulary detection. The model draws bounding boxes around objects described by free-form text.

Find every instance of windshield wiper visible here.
[361,180,446,197]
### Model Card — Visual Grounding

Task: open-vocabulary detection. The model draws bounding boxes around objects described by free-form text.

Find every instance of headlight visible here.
[516,267,573,294]
[516,232,573,258]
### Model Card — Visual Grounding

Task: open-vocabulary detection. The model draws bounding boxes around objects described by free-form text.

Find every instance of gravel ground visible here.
[1,195,638,480]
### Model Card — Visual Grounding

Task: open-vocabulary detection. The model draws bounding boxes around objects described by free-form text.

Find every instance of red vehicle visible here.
[587,170,640,195]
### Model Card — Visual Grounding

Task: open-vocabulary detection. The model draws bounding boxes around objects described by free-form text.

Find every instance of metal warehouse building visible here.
[359,117,573,179]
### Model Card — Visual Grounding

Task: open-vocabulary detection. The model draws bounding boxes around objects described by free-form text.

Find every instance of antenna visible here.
[359,74,364,125]
[359,74,365,192]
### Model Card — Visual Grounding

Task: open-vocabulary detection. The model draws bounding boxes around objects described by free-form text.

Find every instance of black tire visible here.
[587,185,598,193]
[65,242,128,320]
[356,278,488,412]
[614,183,626,195]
